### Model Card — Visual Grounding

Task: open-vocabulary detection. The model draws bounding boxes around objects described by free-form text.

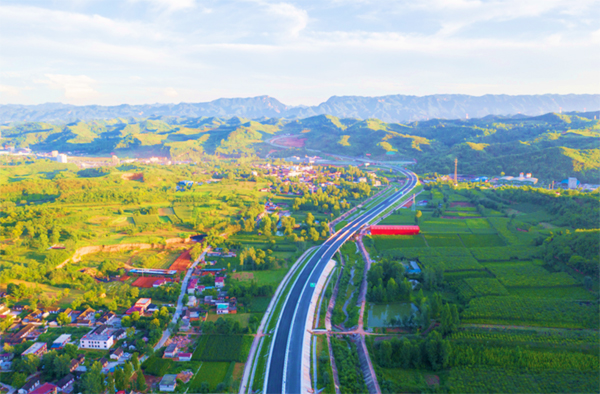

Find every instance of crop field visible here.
[206,313,255,328]
[423,233,464,247]
[508,286,596,300]
[173,205,194,221]
[488,217,523,244]
[465,218,495,233]
[132,214,160,225]
[169,248,192,271]
[383,247,483,271]
[470,245,540,261]
[447,367,599,394]
[378,214,413,225]
[192,335,252,362]
[373,235,427,250]
[443,211,481,218]
[141,356,174,376]
[486,262,579,287]
[419,219,470,233]
[461,296,598,328]
[464,278,509,296]
[459,233,505,248]
[449,328,600,347]
[188,362,230,392]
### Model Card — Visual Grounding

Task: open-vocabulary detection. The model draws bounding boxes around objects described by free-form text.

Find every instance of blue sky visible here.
[0,0,598,106]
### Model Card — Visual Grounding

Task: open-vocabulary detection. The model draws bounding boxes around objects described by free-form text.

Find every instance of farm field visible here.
[373,234,427,250]
[188,362,230,392]
[364,183,599,394]
[423,233,463,247]
[192,335,253,362]
[206,312,257,328]
[459,233,505,247]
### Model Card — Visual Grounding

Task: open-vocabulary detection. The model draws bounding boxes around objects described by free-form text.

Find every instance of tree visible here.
[114,368,127,391]
[124,361,134,379]
[106,373,116,394]
[379,340,392,367]
[305,212,315,226]
[131,353,140,371]
[309,227,320,242]
[136,369,147,391]
[11,373,27,388]
[415,210,422,224]
[53,354,71,379]
[81,362,104,394]
[199,382,210,393]
[57,312,71,326]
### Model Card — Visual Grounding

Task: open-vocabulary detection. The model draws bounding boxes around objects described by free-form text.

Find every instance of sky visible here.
[0,0,598,106]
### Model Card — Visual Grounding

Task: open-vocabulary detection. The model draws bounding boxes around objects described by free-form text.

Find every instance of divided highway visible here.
[264,167,418,394]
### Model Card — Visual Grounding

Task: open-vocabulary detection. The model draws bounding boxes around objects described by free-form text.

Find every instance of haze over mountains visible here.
[1,94,598,124]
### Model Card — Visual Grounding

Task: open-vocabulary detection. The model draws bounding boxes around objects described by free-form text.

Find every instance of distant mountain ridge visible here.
[1,94,598,124]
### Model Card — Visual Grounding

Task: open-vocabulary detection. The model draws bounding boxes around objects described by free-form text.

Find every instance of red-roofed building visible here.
[370,225,420,235]
[187,278,198,294]
[29,383,58,394]
[215,277,225,288]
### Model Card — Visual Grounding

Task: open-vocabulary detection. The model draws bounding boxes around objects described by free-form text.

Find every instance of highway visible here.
[264,166,418,394]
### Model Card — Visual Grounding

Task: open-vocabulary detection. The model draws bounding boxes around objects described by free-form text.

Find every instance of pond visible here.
[367,303,417,327]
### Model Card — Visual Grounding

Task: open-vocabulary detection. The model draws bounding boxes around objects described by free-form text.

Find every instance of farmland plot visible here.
[423,233,464,247]
[487,262,579,287]
[461,296,597,328]
[460,233,505,248]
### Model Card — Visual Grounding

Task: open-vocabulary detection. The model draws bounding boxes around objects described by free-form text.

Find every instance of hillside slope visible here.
[1,111,598,182]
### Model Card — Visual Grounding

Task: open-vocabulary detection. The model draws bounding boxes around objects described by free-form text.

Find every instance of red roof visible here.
[215,277,224,283]
[30,383,57,394]
[371,225,420,230]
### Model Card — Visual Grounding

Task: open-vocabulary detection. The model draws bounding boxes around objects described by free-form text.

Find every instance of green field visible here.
[188,362,230,392]
[486,261,579,288]
[373,235,427,250]
[460,233,505,248]
[423,233,464,247]
[192,335,253,362]
[420,219,471,233]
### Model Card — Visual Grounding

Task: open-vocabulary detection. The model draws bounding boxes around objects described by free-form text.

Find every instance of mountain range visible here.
[1,94,598,124]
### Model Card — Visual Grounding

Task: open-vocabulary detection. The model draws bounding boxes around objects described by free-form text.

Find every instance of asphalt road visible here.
[265,167,418,394]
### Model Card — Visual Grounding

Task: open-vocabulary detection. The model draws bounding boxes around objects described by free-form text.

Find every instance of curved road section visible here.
[264,167,418,394]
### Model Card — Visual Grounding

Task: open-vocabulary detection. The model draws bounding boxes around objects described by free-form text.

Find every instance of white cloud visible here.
[40,74,99,102]
[128,0,196,12]
[164,87,179,97]
[0,85,21,96]
[266,2,309,37]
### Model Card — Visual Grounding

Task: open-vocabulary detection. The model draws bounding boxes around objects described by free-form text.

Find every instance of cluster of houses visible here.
[0,295,158,394]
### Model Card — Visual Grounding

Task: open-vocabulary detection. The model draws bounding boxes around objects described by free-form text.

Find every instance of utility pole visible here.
[454,158,458,186]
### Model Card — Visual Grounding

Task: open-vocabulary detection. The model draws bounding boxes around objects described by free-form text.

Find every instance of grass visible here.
[189,362,230,392]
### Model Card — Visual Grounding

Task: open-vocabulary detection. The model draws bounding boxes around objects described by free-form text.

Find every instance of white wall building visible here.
[79,327,114,349]
[56,154,68,163]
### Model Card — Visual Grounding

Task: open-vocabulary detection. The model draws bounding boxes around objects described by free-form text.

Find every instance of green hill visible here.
[1,112,598,182]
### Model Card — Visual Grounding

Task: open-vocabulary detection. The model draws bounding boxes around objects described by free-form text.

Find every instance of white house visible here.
[159,375,177,392]
[79,326,114,350]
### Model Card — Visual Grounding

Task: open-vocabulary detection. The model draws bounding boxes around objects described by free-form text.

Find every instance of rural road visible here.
[155,247,207,351]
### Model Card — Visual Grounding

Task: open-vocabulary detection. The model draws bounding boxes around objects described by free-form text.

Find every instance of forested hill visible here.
[1,93,598,123]
[1,111,599,183]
